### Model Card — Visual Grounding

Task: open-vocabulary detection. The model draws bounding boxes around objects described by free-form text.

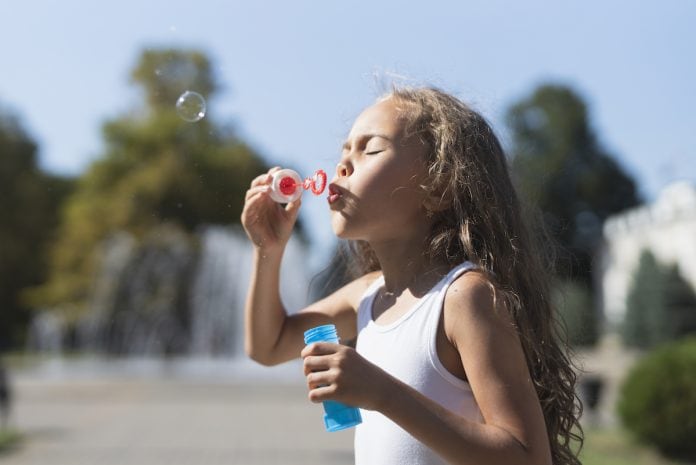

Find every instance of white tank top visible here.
[354,262,483,465]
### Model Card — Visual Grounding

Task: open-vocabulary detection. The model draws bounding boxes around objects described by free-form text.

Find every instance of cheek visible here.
[368,176,425,208]
[371,156,426,197]
[356,166,413,201]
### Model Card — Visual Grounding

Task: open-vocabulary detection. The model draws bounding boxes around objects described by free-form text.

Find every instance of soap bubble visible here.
[176,91,206,122]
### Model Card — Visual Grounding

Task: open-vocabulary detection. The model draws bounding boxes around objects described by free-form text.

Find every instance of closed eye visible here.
[365,150,384,155]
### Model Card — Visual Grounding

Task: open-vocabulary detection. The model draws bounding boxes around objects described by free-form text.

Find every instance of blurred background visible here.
[1,1,695,464]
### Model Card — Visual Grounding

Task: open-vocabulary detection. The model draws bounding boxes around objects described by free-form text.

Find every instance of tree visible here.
[506,85,641,283]
[623,250,696,349]
[553,279,599,347]
[662,264,696,340]
[623,251,664,348]
[25,49,269,323]
[0,109,74,349]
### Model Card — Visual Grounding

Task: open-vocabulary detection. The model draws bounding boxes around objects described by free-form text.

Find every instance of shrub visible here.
[617,337,696,460]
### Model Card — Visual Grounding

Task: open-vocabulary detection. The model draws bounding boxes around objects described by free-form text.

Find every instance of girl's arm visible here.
[302,272,552,465]
[245,245,375,365]
[242,167,377,366]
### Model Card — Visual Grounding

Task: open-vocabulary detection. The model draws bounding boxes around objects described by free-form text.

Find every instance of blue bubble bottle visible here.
[303,324,363,432]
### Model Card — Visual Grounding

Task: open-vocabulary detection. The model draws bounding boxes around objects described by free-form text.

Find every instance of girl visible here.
[241,87,582,465]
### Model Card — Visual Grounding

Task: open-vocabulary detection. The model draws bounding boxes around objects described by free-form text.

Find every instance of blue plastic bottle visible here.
[303,324,363,432]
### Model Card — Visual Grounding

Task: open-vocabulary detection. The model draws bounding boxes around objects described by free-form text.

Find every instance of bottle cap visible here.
[303,324,339,344]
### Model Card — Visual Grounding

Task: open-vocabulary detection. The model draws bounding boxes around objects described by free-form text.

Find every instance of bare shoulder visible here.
[291,270,382,343]
[444,270,503,314]
[442,270,516,339]
[341,270,383,310]
[304,269,381,308]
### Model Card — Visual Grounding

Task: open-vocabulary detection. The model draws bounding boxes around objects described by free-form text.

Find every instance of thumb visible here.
[284,197,302,217]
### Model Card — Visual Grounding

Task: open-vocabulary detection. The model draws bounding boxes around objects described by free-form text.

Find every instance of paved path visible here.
[0,365,354,465]
[1,333,641,465]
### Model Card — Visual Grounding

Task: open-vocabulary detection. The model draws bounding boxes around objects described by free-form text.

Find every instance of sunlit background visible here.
[1,1,695,464]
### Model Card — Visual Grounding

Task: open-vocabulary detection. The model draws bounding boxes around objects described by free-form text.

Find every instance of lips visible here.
[327,184,343,205]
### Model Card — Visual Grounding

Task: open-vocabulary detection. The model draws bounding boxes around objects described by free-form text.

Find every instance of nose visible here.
[336,162,352,178]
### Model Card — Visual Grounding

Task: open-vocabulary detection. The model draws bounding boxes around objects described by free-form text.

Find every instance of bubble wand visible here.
[269,168,327,203]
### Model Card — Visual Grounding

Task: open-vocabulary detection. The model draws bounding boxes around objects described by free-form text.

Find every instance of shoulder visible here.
[319,269,382,312]
[445,269,499,313]
[344,270,383,308]
[359,269,384,286]
[443,270,515,342]
[296,270,382,341]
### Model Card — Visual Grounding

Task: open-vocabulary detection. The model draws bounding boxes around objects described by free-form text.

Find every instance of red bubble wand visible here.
[269,168,327,203]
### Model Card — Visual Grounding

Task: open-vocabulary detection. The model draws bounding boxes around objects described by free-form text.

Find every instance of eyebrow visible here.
[341,133,392,150]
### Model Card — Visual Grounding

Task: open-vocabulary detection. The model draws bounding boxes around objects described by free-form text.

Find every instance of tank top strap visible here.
[356,273,384,331]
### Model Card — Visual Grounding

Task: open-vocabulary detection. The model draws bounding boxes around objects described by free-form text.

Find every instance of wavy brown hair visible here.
[341,86,583,465]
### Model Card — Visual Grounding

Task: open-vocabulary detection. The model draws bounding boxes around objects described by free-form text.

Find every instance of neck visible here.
[368,229,450,297]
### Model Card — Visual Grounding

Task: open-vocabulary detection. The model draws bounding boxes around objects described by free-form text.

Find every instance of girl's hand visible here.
[301,342,391,411]
[241,167,302,252]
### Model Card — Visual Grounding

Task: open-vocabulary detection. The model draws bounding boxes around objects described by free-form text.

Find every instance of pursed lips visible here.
[327,184,343,205]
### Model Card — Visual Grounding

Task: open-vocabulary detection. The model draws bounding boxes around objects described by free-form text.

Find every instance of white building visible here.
[598,181,696,325]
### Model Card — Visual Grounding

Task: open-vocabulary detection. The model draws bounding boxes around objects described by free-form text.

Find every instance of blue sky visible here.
[1,0,694,261]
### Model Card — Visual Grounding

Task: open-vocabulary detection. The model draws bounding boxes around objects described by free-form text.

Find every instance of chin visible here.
[332,226,350,240]
[330,216,347,238]
[331,213,367,241]
[331,223,359,241]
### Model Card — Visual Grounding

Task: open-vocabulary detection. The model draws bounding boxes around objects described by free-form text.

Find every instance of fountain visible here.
[25,224,314,381]
[189,225,311,357]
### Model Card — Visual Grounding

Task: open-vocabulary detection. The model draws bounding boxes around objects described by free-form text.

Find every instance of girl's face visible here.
[329,98,431,241]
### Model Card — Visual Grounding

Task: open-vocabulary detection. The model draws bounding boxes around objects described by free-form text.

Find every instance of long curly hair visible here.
[340,86,583,465]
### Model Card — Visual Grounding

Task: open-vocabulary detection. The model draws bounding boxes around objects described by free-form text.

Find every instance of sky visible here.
[1,0,694,264]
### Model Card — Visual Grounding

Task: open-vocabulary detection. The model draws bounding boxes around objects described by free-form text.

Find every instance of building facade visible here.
[598,181,696,325]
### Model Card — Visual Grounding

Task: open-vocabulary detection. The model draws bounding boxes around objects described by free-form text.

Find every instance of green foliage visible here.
[0,109,75,349]
[580,427,690,465]
[506,85,641,282]
[553,279,599,347]
[26,49,268,320]
[0,429,23,454]
[132,49,216,110]
[618,337,696,461]
[623,251,666,348]
[623,250,696,349]
[662,265,696,341]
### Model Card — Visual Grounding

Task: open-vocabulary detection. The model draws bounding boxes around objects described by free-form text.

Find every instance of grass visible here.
[580,427,694,465]
[0,429,22,454]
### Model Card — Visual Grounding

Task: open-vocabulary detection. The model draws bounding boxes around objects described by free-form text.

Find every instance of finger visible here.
[242,193,269,216]
[308,384,336,403]
[241,192,273,223]
[250,166,283,188]
[250,172,272,188]
[303,355,331,375]
[245,185,270,200]
[306,370,333,388]
[284,197,302,214]
[301,342,339,358]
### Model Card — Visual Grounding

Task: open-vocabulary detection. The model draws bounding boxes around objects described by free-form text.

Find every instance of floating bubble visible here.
[176,91,206,122]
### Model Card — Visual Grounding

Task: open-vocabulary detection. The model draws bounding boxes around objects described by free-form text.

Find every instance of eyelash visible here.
[365,150,383,155]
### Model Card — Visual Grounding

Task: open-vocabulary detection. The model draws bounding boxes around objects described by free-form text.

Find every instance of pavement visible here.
[0,333,640,465]
[0,360,355,465]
